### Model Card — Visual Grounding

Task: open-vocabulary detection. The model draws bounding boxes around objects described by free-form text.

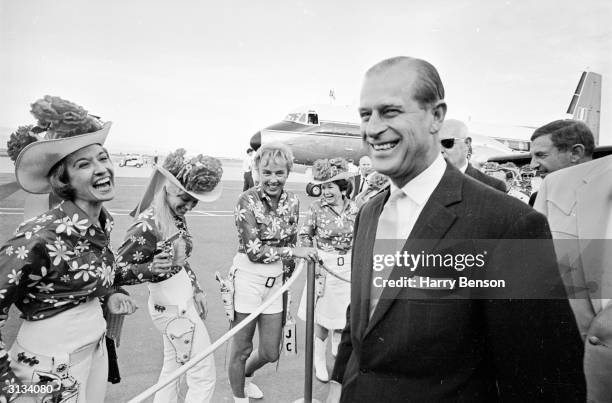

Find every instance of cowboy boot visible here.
[314,337,329,382]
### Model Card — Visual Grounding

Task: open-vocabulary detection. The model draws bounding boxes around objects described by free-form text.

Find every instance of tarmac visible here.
[0,158,330,402]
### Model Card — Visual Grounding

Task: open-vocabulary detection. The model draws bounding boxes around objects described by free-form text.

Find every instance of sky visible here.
[1,0,610,158]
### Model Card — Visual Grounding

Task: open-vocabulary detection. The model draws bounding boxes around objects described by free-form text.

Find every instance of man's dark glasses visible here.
[440,138,466,149]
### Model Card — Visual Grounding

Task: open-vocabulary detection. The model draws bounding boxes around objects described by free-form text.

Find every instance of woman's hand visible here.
[193,291,208,320]
[107,293,138,315]
[151,252,175,275]
[172,238,187,266]
[292,247,320,263]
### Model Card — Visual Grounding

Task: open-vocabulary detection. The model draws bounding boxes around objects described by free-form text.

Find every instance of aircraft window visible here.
[297,113,307,124]
[307,112,319,125]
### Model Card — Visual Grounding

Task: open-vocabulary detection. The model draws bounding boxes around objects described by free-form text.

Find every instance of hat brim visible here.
[310,171,357,185]
[156,166,223,203]
[15,122,112,194]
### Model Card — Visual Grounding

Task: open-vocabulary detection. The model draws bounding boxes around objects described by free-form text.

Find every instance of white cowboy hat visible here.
[130,153,223,217]
[15,122,112,194]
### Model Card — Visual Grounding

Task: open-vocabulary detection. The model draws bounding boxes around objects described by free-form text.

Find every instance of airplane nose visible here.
[250,131,261,151]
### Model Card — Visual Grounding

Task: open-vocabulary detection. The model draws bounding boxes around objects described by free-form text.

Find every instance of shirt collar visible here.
[458,161,468,173]
[390,154,446,206]
[58,200,114,236]
[255,185,288,208]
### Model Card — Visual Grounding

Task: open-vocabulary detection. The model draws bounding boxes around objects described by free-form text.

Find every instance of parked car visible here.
[118,155,144,168]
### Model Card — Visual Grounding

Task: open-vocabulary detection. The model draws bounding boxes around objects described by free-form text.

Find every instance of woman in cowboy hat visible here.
[297,157,359,383]
[0,96,157,402]
[117,148,223,403]
[229,142,318,402]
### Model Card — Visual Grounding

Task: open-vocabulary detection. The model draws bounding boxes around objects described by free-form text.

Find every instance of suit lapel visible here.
[364,165,462,338]
[356,189,387,338]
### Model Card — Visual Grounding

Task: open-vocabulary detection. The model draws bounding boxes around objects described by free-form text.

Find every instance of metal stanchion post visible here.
[295,260,321,403]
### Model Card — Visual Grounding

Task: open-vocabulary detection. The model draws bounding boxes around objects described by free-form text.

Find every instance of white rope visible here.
[319,261,351,283]
[127,262,306,403]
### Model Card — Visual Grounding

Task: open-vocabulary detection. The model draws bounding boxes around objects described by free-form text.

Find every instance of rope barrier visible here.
[126,261,307,403]
[318,260,351,283]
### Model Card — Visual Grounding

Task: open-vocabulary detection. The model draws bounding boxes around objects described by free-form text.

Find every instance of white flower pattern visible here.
[0,201,183,386]
[298,198,358,253]
[15,246,29,260]
[235,186,299,264]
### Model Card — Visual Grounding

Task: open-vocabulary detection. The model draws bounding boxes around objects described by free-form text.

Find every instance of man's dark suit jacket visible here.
[352,174,364,199]
[331,163,585,402]
[465,163,506,192]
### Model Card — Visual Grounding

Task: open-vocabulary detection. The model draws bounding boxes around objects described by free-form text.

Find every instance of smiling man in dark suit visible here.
[326,56,585,402]
[439,119,506,192]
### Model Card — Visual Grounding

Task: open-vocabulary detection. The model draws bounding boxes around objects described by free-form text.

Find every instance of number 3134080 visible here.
[7,383,55,395]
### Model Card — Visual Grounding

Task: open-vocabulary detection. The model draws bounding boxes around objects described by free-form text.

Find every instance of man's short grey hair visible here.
[359,155,371,165]
[439,119,469,139]
[366,56,445,110]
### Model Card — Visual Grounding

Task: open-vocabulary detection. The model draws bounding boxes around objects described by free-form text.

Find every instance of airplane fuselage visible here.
[251,120,367,165]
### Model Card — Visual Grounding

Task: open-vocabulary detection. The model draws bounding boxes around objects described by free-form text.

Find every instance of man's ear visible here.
[430,101,447,134]
[569,143,586,163]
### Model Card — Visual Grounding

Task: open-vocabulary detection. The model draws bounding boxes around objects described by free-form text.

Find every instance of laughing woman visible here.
[297,158,358,382]
[229,143,318,402]
[118,149,222,403]
[0,96,150,402]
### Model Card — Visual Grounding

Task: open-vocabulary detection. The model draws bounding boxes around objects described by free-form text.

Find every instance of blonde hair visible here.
[253,142,294,173]
[151,182,178,239]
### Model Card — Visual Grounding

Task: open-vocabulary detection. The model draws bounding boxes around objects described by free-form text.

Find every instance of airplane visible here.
[249,71,604,196]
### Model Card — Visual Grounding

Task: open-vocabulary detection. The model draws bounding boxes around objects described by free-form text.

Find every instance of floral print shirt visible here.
[117,207,202,293]
[0,201,153,396]
[298,198,359,252]
[234,185,299,263]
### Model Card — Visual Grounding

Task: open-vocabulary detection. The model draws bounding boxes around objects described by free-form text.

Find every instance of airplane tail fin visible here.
[567,71,602,144]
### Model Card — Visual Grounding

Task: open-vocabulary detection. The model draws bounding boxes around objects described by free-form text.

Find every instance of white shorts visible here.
[234,269,283,315]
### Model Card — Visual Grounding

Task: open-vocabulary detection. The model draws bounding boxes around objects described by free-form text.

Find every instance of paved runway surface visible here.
[0,162,331,402]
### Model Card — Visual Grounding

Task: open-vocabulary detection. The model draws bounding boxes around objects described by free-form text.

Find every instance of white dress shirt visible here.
[387,154,446,241]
